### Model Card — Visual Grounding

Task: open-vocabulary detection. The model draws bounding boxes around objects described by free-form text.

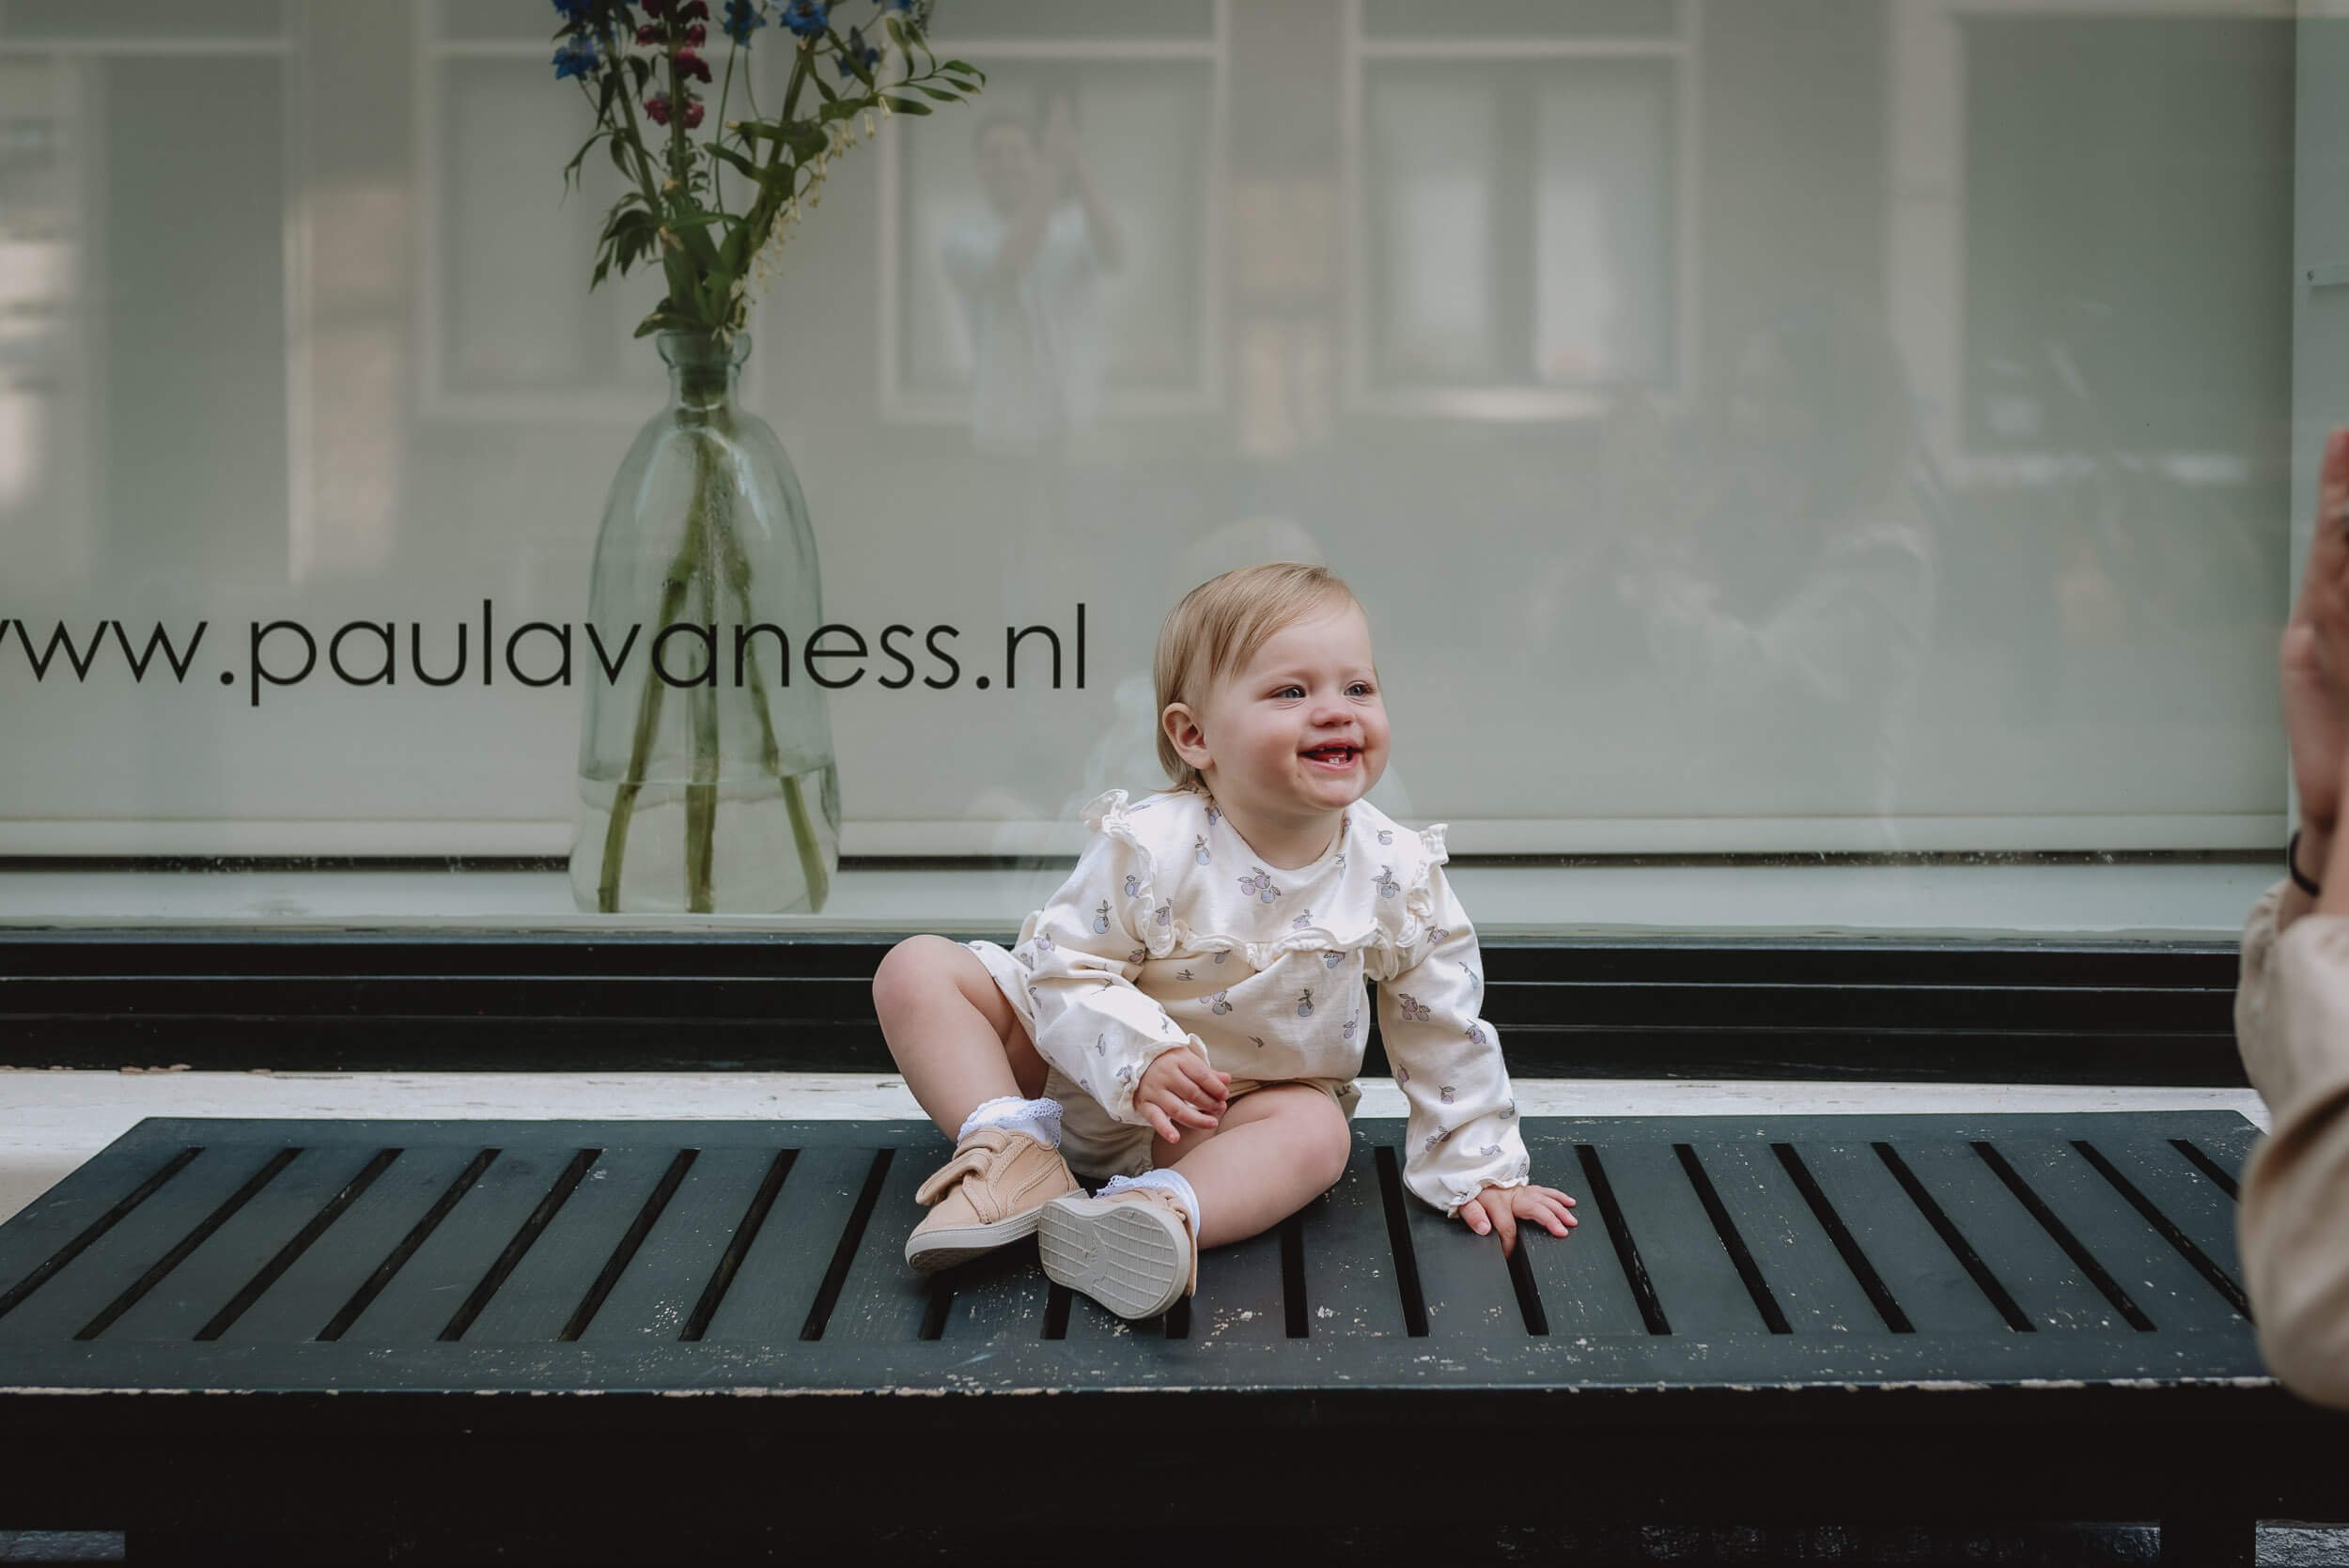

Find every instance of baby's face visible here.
[1190,602,1389,818]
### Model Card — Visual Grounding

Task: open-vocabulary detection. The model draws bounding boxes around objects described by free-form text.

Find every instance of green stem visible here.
[599,513,706,912]
[703,420,830,911]
[684,435,722,913]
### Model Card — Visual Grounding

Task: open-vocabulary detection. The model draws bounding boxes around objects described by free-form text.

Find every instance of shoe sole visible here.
[903,1205,1045,1273]
[1036,1195,1190,1320]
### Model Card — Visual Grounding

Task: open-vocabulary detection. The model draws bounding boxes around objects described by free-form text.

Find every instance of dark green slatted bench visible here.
[0,1110,2341,1564]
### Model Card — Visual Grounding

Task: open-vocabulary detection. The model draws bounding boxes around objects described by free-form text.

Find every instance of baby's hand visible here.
[1134,1049,1232,1143]
[1456,1183,1578,1258]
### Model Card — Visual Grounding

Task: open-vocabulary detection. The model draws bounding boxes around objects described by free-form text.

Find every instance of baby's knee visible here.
[1298,1093,1353,1189]
[871,933,963,1012]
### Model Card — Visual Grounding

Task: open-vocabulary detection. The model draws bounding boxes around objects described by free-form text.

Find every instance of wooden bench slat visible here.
[98,1143,390,1343]
[1786,1141,2015,1335]
[577,1146,782,1343]
[338,1145,582,1345]
[1062,1288,1155,1341]
[703,1146,884,1344]
[1876,1140,2119,1332]
[1579,1140,1768,1336]
[459,1146,677,1343]
[1687,1141,1886,1334]
[213,1145,482,1343]
[2078,1135,2246,1295]
[0,1111,2279,1394]
[822,1149,941,1343]
[1177,1218,1288,1344]
[1987,1140,2247,1334]
[1297,1150,1412,1338]
[937,1237,1056,1342]
[0,1142,291,1345]
[1402,1163,1525,1338]
[1514,1132,1651,1338]
[0,1142,201,1324]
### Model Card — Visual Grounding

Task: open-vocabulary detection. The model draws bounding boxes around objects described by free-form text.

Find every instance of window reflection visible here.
[0,0,2310,916]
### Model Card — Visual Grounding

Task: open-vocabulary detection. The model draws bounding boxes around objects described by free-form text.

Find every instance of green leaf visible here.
[881,96,931,116]
[909,83,959,102]
[708,142,761,180]
[632,308,701,339]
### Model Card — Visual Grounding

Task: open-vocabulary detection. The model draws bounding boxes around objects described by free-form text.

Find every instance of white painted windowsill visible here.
[0,860,2276,939]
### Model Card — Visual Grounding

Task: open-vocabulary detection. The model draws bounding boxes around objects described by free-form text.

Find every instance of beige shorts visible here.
[966,938,1363,1182]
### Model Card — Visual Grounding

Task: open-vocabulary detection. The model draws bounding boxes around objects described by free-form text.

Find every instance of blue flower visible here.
[552,35,601,78]
[552,0,595,23]
[722,0,766,43]
[834,23,879,76]
[781,0,828,39]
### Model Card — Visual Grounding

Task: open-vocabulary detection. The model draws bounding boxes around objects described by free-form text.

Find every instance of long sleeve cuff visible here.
[2233,875,2349,1408]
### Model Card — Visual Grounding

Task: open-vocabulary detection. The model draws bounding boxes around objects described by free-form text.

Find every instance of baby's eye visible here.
[1274,685,1304,699]
[1349,682,1375,696]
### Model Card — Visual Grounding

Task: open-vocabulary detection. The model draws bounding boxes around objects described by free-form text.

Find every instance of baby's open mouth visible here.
[1304,746,1357,767]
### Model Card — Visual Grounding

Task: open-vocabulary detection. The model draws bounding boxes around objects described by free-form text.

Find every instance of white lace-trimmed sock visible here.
[1097,1169,1201,1236]
[957,1094,1064,1150]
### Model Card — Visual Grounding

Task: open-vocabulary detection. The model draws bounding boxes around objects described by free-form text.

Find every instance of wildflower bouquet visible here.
[549,0,983,916]
[552,0,983,343]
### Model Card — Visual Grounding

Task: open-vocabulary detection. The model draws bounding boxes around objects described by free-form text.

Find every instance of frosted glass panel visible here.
[1367,75,1499,383]
[0,0,283,40]
[895,62,1211,401]
[439,58,653,396]
[0,1,2312,933]
[1361,0,1678,40]
[101,56,289,582]
[1533,69,1673,387]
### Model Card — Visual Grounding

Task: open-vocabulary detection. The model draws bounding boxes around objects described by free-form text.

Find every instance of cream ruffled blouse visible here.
[1005,784,1531,1218]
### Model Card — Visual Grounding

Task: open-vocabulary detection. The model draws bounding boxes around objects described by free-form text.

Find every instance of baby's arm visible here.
[1377,858,1532,1219]
[1018,831,1220,1130]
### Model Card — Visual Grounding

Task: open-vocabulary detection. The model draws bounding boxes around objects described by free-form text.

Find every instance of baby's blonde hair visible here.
[1153,562,1373,795]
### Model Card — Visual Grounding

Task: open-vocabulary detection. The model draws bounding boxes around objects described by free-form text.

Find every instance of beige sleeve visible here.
[2233,877,2349,1408]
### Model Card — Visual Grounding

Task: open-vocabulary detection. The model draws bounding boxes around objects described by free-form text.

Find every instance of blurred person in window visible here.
[940,95,1125,460]
[1603,297,1942,847]
[2232,427,2349,1410]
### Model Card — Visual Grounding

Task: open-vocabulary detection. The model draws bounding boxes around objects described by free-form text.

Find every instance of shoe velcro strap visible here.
[913,1143,996,1207]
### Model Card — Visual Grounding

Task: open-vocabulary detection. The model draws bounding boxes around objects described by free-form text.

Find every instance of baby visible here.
[870,562,1578,1319]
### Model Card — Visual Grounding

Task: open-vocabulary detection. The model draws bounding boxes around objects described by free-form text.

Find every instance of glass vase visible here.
[568,330,840,914]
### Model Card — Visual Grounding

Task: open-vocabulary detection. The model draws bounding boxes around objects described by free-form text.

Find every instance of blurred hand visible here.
[2280,428,2349,839]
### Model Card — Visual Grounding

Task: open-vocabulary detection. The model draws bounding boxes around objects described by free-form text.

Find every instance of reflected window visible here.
[418,1,773,418]
[0,2,292,583]
[1350,0,1688,419]
[880,4,1225,430]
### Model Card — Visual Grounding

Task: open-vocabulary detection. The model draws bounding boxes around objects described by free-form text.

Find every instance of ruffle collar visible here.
[1079,786,1449,978]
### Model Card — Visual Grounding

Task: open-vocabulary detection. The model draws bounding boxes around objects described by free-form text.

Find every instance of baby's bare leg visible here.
[1150,1084,1350,1249]
[871,936,1050,1141]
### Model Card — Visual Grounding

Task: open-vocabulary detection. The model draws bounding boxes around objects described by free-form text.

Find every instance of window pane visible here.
[1361,0,1677,41]
[0,1,2307,939]
[1,0,284,41]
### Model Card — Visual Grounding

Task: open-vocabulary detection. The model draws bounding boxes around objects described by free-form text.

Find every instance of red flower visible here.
[677,48,711,82]
[644,93,672,125]
[637,23,661,45]
[642,0,667,14]
[683,97,705,128]
[684,23,706,44]
[678,0,710,17]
